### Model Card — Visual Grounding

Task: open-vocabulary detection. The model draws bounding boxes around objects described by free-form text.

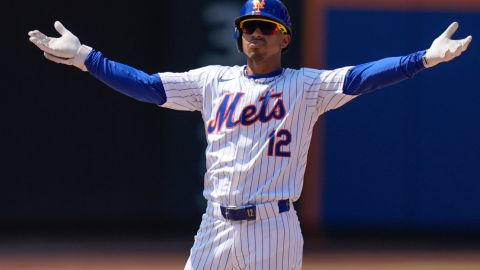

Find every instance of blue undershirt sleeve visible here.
[84,50,166,105]
[343,50,427,96]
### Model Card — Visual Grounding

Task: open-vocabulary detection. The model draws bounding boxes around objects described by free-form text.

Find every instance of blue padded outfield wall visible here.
[323,10,480,231]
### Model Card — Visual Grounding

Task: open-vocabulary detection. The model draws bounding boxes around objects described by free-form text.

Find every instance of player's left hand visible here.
[423,22,472,68]
[28,21,92,72]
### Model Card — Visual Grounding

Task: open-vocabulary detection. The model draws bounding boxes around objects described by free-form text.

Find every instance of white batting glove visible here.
[423,22,472,68]
[28,21,92,72]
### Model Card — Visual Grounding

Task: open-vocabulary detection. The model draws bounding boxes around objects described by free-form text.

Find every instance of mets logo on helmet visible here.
[253,0,265,13]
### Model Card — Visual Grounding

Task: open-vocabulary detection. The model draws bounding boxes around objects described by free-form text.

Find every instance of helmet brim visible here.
[235,14,292,35]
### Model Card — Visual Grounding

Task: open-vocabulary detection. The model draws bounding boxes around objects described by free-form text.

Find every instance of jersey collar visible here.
[243,67,284,79]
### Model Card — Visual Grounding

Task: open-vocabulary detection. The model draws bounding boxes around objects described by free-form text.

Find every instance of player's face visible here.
[240,20,291,61]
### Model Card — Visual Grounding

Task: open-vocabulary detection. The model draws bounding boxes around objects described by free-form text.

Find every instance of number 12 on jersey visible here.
[267,129,292,157]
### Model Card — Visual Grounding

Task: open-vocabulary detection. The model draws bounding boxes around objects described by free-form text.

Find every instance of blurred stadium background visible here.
[2,0,480,268]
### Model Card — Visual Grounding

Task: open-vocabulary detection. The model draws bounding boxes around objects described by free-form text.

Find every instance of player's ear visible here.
[280,34,291,50]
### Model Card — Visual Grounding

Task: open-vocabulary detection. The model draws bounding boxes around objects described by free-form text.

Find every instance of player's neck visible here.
[246,57,282,76]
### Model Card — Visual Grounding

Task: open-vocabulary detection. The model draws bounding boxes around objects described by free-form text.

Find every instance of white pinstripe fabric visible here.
[160,65,356,269]
[184,203,303,270]
[160,65,356,206]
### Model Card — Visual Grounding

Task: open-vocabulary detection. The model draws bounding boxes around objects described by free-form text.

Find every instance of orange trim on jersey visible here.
[208,90,288,132]
[274,129,292,158]
[258,90,285,125]
[207,93,244,134]
[241,104,260,126]
[271,99,286,120]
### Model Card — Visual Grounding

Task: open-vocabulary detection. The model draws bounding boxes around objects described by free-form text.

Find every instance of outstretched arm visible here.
[28,21,166,105]
[344,22,472,96]
[85,50,166,105]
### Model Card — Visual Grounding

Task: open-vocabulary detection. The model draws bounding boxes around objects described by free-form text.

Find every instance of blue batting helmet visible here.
[234,0,292,53]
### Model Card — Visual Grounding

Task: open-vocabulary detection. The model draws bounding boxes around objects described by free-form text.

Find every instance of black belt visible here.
[220,199,290,221]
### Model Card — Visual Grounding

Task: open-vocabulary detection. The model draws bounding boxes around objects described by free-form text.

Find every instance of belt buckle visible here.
[223,206,233,220]
[223,205,237,220]
[224,204,256,221]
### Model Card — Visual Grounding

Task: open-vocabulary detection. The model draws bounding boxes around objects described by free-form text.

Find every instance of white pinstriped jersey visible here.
[159,65,356,206]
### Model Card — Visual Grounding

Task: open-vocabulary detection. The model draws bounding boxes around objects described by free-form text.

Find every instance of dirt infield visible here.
[303,251,480,270]
[1,251,479,270]
[0,240,479,270]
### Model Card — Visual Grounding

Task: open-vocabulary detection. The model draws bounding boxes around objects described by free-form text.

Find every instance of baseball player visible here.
[28,0,472,269]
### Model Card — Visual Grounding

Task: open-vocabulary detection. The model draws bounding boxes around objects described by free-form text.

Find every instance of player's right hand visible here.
[28,21,92,72]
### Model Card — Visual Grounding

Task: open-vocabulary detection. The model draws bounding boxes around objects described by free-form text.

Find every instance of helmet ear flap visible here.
[234,27,243,53]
